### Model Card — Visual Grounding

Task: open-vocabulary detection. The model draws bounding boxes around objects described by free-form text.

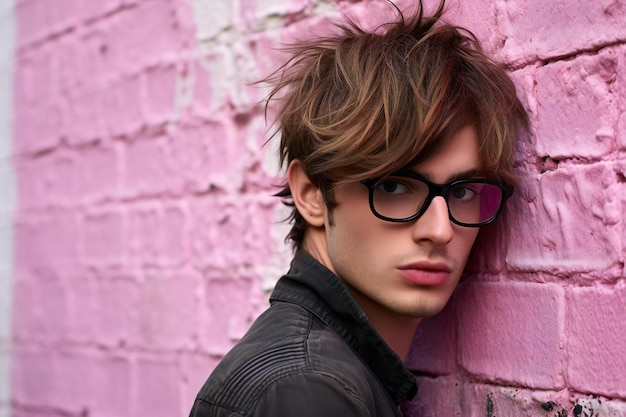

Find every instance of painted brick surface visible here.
[568,283,626,398]
[456,282,566,389]
[8,1,626,417]
[507,164,622,273]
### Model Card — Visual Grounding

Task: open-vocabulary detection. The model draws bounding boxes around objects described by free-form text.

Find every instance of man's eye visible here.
[377,180,409,195]
[450,186,477,201]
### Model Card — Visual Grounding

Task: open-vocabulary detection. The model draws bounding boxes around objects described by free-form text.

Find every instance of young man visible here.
[190,1,528,416]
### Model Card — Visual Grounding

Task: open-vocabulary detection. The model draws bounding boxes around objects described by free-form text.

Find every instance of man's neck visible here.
[351,292,421,360]
[300,236,421,359]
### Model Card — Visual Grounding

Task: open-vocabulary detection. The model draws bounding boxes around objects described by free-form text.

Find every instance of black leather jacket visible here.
[189,250,418,417]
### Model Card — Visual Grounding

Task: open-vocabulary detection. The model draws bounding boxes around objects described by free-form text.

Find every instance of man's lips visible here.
[397,262,452,286]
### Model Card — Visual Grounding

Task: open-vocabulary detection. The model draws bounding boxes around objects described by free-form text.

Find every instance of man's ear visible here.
[287,160,326,228]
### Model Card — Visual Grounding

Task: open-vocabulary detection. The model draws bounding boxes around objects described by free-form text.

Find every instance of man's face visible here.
[322,126,481,319]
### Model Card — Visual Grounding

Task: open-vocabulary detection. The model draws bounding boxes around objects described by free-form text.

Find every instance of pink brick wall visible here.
[9,0,626,416]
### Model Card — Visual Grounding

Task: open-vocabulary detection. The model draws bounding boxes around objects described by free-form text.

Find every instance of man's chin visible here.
[401,303,448,319]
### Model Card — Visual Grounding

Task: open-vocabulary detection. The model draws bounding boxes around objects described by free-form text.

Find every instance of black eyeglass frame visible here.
[361,170,514,227]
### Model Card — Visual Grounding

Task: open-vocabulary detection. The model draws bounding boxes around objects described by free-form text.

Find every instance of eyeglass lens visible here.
[371,176,504,225]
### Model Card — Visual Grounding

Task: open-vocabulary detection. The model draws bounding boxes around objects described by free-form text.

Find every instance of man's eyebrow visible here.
[415,169,479,183]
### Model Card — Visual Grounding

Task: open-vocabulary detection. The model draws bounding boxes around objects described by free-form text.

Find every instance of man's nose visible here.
[411,196,453,245]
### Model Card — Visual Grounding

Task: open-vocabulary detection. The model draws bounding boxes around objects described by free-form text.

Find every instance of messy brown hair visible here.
[265,0,529,248]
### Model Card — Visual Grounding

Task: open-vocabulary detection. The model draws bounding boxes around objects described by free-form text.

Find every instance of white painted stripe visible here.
[0,0,15,414]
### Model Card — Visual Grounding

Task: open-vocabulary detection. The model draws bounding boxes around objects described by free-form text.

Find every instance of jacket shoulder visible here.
[192,302,314,415]
[190,302,376,417]
[250,371,371,417]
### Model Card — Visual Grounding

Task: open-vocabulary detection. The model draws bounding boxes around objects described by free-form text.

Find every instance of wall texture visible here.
[7,0,626,416]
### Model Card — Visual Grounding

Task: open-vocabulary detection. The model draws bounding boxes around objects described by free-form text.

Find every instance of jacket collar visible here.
[269,250,418,405]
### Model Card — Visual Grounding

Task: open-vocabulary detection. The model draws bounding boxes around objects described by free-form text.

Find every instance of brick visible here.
[187,0,235,41]
[189,197,241,270]
[160,204,189,265]
[13,269,73,346]
[77,144,120,203]
[44,0,81,36]
[134,271,199,350]
[14,159,39,209]
[44,151,83,204]
[190,197,272,271]
[12,348,56,406]
[497,0,626,63]
[64,87,108,145]
[15,47,55,107]
[135,358,181,417]
[535,50,619,159]
[508,67,538,160]
[406,297,457,376]
[16,0,80,43]
[15,152,82,208]
[167,120,241,192]
[202,277,260,355]
[29,270,68,344]
[80,209,125,267]
[567,283,626,397]
[13,351,106,415]
[103,75,144,137]
[122,136,182,197]
[14,99,62,154]
[436,0,503,55]
[126,202,188,267]
[50,351,96,413]
[15,0,48,45]
[91,355,132,417]
[72,28,114,88]
[507,164,622,273]
[189,48,232,115]
[64,270,99,345]
[15,212,79,268]
[93,275,139,347]
[80,19,130,82]
[127,204,160,264]
[51,36,82,93]
[126,201,189,266]
[456,282,565,389]
[142,64,178,125]
[107,2,188,72]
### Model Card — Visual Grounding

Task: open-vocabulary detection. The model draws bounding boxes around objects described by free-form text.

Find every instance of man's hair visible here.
[265,0,529,248]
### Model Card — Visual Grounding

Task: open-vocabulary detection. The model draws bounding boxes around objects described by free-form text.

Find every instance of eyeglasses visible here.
[361,170,513,227]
